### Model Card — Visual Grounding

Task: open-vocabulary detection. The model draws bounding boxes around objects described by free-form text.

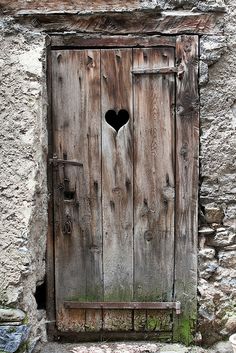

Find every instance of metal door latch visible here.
[49,154,83,167]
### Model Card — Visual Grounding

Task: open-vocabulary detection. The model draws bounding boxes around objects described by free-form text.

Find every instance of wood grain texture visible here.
[0,0,226,20]
[51,50,102,332]
[14,11,223,35]
[46,47,57,339]
[101,49,133,330]
[133,48,175,302]
[50,35,176,48]
[64,301,180,310]
[146,310,172,332]
[134,310,172,332]
[173,35,199,345]
[57,330,172,341]
[49,37,199,340]
[0,0,162,14]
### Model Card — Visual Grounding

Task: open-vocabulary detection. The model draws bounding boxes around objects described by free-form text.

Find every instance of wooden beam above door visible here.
[10,11,223,35]
[50,35,176,49]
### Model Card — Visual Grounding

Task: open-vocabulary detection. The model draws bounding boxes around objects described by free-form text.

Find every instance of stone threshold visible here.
[39,341,233,353]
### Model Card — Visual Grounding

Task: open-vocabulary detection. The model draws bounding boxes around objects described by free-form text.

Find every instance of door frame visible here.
[46,34,199,344]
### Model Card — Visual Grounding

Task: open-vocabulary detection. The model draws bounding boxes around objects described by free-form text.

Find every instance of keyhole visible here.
[105,109,129,132]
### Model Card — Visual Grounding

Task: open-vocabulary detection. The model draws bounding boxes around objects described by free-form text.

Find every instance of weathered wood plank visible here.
[103,310,133,332]
[132,67,177,74]
[173,35,199,345]
[57,307,86,332]
[46,46,57,339]
[101,49,133,330]
[85,309,103,332]
[146,310,172,331]
[134,310,146,331]
[133,47,175,303]
[15,11,223,35]
[0,0,226,16]
[50,35,176,48]
[57,330,173,342]
[0,0,163,14]
[52,50,102,332]
[64,301,180,310]
[134,309,172,332]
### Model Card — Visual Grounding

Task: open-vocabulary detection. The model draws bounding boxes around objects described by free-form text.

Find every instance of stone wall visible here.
[0,0,235,351]
[0,20,48,352]
[198,0,236,344]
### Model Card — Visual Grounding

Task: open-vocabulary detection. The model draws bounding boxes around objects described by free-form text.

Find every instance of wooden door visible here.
[49,36,199,343]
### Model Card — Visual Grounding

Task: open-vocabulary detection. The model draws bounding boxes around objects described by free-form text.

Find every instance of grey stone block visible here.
[0,325,30,353]
[0,309,26,323]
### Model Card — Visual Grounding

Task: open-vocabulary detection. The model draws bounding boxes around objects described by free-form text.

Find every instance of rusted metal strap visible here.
[64,301,181,314]
[132,67,177,75]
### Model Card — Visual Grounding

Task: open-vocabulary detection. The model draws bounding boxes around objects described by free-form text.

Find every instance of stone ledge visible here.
[0,309,26,323]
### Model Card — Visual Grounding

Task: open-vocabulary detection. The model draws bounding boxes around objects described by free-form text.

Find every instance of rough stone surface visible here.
[0,308,26,322]
[0,17,47,346]
[218,251,236,268]
[37,341,235,353]
[0,0,235,349]
[0,324,30,353]
[204,205,225,224]
[225,317,236,335]
[198,0,236,344]
[38,342,217,353]
[206,229,236,247]
[198,227,215,236]
[210,341,233,353]
[200,36,227,67]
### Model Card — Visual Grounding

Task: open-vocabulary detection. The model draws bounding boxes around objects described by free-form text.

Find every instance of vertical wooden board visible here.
[57,308,86,332]
[46,48,56,338]
[173,35,199,344]
[146,310,172,331]
[51,50,102,331]
[134,310,146,331]
[103,310,133,331]
[101,49,133,330]
[85,309,103,332]
[133,48,175,303]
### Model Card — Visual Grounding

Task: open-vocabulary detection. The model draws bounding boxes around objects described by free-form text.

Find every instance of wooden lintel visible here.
[13,11,223,35]
[0,1,164,14]
[50,35,176,48]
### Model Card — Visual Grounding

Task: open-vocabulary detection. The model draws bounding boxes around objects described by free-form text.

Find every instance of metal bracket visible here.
[49,154,83,167]
[132,67,177,75]
[64,301,181,315]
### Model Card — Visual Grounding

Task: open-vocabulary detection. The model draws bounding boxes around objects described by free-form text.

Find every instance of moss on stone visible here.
[16,340,29,353]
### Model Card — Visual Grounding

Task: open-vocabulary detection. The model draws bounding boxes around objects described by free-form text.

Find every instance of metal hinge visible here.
[49,154,83,167]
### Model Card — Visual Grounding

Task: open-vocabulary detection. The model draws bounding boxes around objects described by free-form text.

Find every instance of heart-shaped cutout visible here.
[105,109,129,132]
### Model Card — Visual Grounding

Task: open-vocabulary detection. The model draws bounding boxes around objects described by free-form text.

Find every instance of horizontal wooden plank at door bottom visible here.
[50,35,176,48]
[64,301,181,312]
[55,331,173,342]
